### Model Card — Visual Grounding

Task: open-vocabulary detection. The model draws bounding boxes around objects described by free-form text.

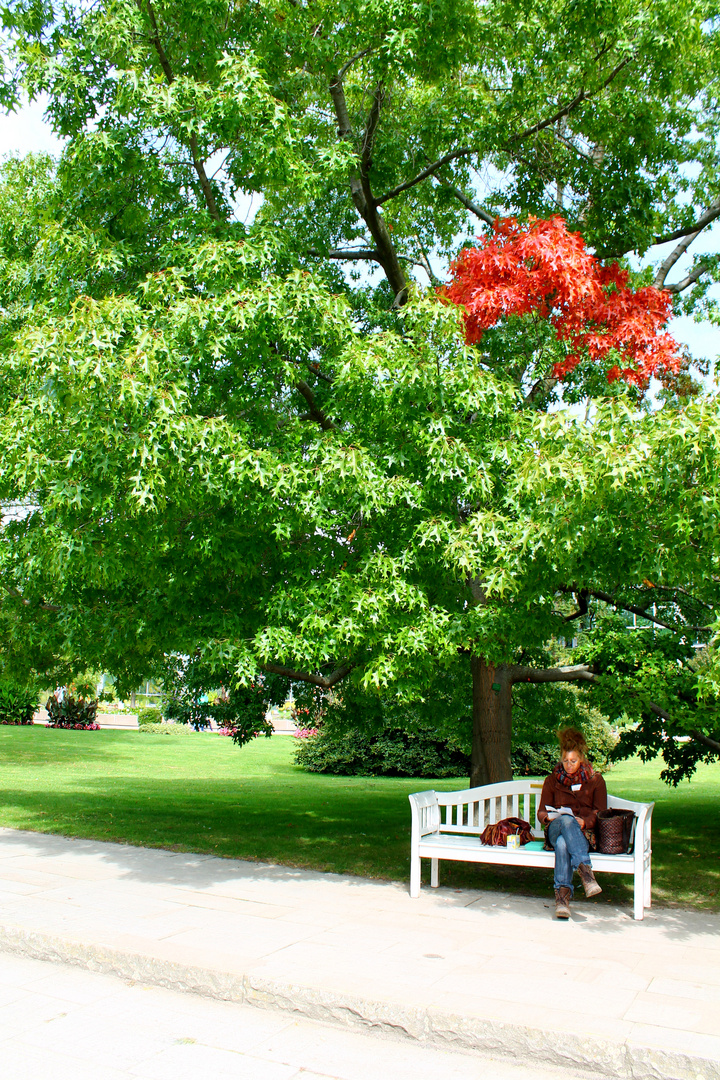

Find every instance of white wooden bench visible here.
[409,780,654,920]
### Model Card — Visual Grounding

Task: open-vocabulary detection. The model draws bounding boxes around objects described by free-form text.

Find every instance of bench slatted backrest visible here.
[435,781,545,836]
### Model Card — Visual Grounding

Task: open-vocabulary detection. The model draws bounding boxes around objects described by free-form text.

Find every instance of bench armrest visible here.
[409,791,440,837]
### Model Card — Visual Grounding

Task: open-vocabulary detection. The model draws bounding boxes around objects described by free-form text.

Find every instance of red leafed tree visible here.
[440,216,685,787]
[444,216,680,387]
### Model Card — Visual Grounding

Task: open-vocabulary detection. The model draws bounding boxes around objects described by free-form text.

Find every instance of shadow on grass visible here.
[0,778,718,936]
[1,730,718,923]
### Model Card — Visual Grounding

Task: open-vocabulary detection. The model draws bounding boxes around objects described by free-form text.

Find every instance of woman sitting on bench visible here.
[538,727,607,919]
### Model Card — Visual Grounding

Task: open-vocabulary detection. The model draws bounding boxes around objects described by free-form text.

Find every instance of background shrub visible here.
[137,722,189,736]
[292,667,617,780]
[511,741,558,777]
[136,706,164,725]
[294,725,470,777]
[0,680,38,725]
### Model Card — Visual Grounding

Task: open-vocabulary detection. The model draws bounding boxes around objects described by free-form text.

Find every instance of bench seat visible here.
[409,780,654,919]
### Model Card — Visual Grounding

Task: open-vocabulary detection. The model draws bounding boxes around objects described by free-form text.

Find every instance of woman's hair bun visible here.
[557,726,588,759]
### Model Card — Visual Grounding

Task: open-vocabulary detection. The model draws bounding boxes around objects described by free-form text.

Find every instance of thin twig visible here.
[507,55,632,145]
[433,174,495,225]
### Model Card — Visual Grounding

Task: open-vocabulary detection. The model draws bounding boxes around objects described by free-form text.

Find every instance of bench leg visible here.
[430,858,439,888]
[410,852,421,898]
[633,858,645,920]
[644,856,652,909]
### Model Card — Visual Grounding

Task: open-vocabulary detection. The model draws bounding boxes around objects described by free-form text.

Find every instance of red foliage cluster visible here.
[444,217,680,386]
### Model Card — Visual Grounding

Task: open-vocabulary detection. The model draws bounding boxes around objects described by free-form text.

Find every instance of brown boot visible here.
[554,887,571,918]
[578,863,602,898]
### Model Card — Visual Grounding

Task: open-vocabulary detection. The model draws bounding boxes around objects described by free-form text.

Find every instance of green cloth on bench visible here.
[523,840,545,851]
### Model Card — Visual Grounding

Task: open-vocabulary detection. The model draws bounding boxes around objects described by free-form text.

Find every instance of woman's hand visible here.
[575,817,585,829]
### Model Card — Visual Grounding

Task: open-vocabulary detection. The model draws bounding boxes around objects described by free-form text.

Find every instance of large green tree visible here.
[0,0,719,782]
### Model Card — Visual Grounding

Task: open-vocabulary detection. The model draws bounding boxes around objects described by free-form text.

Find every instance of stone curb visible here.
[0,922,715,1080]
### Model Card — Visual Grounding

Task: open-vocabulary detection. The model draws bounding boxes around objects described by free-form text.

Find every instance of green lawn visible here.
[0,726,717,912]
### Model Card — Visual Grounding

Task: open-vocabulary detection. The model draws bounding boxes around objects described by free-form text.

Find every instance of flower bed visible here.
[47,721,101,730]
[46,692,99,730]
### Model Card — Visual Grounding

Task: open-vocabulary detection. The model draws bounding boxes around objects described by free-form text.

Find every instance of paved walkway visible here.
[0,828,718,1080]
[0,952,607,1080]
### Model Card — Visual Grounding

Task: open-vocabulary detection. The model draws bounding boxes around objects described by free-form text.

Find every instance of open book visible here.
[545,806,577,820]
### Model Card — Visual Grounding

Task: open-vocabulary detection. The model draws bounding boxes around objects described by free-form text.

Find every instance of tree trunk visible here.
[470,656,513,786]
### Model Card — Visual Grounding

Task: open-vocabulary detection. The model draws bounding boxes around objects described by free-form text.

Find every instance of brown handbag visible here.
[596,809,635,854]
[480,817,533,846]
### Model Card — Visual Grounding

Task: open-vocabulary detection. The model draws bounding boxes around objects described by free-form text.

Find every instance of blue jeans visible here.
[548,816,590,894]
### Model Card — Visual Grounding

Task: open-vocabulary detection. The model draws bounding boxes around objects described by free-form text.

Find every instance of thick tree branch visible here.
[337,47,373,82]
[307,247,380,261]
[3,586,61,612]
[360,82,385,183]
[647,702,720,755]
[137,0,174,82]
[688,728,720,754]
[329,72,369,222]
[653,229,702,288]
[584,588,676,630]
[665,262,711,295]
[329,74,355,141]
[328,73,407,303]
[654,197,720,245]
[524,375,559,405]
[372,58,629,210]
[188,134,222,223]
[356,57,630,214]
[563,590,589,623]
[376,148,475,205]
[508,90,585,145]
[578,587,711,632]
[512,663,719,756]
[510,663,596,685]
[262,662,351,688]
[295,379,337,431]
[557,583,708,630]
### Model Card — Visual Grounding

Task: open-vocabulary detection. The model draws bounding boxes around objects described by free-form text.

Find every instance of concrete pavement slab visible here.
[0,826,719,1080]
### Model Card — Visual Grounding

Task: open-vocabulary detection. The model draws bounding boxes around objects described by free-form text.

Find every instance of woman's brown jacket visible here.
[538,769,608,830]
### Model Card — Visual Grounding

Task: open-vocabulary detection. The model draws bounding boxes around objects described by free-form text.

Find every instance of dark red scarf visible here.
[553,761,593,788]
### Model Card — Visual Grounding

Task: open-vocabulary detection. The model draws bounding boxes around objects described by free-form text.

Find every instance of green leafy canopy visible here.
[0,0,718,780]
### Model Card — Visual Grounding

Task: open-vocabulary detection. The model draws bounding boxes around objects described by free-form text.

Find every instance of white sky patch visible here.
[1,501,39,525]
[0,96,65,156]
[204,147,264,225]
